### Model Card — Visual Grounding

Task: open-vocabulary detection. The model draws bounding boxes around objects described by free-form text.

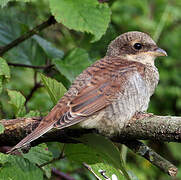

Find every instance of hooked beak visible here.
[151,48,167,57]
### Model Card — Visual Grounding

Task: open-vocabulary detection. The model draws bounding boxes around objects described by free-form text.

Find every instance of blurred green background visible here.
[0,0,181,179]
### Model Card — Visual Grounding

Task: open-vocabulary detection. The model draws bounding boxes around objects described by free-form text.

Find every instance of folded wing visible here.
[9,58,142,152]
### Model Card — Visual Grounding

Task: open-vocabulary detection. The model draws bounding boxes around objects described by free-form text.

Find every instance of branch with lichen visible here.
[0,114,180,176]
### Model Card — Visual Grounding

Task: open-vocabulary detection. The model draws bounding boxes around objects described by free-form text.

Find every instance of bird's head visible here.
[106,31,167,66]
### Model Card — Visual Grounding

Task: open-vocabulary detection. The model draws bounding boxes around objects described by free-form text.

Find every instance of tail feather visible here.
[7,121,54,153]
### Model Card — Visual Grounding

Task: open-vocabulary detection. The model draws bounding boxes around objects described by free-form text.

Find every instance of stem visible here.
[52,168,75,180]
[8,62,54,69]
[0,16,56,56]
[124,140,178,177]
[25,83,43,106]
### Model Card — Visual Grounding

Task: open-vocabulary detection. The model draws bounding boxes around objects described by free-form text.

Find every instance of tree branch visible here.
[0,114,180,176]
[52,168,75,180]
[123,140,177,176]
[8,62,54,70]
[0,16,56,56]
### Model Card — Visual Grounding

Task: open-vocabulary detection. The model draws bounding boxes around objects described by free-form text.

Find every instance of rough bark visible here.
[1,115,181,146]
[0,114,180,176]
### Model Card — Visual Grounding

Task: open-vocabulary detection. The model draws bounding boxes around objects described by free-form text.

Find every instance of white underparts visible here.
[79,72,151,136]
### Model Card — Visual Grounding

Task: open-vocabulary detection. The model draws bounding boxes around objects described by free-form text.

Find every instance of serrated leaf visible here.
[0,123,5,134]
[40,73,67,105]
[49,0,111,42]
[25,110,41,118]
[0,77,3,94]
[23,144,53,178]
[0,153,43,180]
[53,48,91,83]
[33,35,64,59]
[0,57,10,94]
[0,57,10,79]
[7,89,26,117]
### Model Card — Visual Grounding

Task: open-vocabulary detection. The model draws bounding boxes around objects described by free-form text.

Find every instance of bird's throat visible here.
[122,54,156,66]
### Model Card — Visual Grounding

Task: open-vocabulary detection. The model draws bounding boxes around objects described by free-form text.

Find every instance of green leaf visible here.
[25,110,41,118]
[0,77,3,94]
[0,153,43,180]
[0,123,5,134]
[23,144,53,178]
[78,134,131,180]
[0,0,34,8]
[127,171,139,180]
[0,9,47,66]
[78,134,123,168]
[85,163,125,180]
[0,57,10,94]
[65,143,100,165]
[0,57,10,79]
[0,0,11,7]
[40,73,67,105]
[49,0,111,42]
[33,35,64,59]
[65,143,126,180]
[7,89,26,117]
[53,48,91,83]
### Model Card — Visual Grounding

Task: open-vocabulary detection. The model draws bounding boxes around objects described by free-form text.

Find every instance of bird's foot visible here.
[131,111,153,122]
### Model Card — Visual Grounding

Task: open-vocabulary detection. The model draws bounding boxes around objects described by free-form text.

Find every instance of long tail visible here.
[7,120,55,153]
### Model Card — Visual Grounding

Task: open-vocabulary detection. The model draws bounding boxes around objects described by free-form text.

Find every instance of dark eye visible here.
[133,43,142,50]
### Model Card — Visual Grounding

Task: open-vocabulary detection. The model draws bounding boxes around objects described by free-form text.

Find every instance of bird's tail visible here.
[7,120,55,153]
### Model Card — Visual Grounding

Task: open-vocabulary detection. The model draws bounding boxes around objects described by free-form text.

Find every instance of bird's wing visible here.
[9,58,144,152]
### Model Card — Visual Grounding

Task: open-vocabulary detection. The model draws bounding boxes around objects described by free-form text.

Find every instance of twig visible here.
[0,16,56,56]
[8,62,54,69]
[52,168,75,180]
[25,71,42,107]
[83,163,102,180]
[123,140,178,177]
[25,83,43,105]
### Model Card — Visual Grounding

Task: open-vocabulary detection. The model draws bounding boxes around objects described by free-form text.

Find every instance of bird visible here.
[9,31,167,152]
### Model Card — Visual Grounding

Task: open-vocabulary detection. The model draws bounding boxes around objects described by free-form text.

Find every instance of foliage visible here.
[0,152,43,180]
[0,0,181,179]
[49,0,111,42]
[53,48,92,83]
[40,73,67,105]
[7,89,26,117]
[0,57,10,94]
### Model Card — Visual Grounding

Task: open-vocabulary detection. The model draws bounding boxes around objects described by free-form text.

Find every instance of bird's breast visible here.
[80,67,158,136]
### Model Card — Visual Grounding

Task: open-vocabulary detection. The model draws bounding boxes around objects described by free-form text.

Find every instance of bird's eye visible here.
[133,43,142,50]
